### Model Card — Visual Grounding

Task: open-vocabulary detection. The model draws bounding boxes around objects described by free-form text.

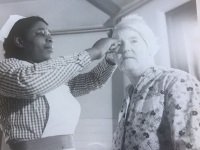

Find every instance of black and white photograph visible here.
[0,0,200,150]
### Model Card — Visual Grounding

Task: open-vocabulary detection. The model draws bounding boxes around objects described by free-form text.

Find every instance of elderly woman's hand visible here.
[86,38,120,61]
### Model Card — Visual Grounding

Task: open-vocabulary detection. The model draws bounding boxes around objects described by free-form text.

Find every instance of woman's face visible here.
[22,21,53,63]
[113,28,150,73]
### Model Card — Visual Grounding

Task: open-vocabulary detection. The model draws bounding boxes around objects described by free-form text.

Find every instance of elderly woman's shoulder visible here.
[158,66,193,76]
[157,66,199,84]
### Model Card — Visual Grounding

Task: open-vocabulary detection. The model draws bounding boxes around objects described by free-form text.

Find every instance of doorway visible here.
[166,0,200,80]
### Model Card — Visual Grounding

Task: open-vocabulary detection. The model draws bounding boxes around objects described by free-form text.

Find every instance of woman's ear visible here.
[14,37,24,48]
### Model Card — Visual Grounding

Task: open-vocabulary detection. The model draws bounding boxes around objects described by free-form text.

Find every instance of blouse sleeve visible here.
[166,74,200,150]
[0,51,91,99]
[68,58,116,97]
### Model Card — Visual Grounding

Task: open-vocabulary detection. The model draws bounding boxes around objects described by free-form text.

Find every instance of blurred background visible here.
[0,0,200,149]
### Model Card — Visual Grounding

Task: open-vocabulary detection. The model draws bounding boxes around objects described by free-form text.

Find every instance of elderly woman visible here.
[0,15,120,150]
[112,15,200,150]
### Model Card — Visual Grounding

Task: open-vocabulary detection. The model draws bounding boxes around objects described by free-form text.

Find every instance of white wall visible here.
[0,0,108,31]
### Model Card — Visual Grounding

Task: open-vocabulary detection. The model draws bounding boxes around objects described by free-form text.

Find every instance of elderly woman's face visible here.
[22,21,53,63]
[112,28,150,72]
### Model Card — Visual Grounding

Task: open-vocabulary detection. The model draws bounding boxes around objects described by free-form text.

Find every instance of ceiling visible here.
[0,0,151,34]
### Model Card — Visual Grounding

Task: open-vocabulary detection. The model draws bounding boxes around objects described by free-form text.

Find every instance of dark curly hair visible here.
[3,16,48,58]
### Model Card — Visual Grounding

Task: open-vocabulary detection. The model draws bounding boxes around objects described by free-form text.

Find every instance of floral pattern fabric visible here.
[113,67,200,150]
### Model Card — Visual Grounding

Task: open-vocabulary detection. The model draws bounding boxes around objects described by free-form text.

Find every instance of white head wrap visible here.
[113,14,159,56]
[0,15,25,42]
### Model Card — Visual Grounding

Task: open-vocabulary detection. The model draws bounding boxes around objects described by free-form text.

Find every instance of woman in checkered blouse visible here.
[0,15,120,150]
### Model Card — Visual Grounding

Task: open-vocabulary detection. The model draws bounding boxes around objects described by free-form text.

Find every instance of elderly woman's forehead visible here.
[113,28,140,39]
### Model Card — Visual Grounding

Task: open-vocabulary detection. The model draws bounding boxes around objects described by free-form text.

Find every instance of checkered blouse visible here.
[0,51,115,144]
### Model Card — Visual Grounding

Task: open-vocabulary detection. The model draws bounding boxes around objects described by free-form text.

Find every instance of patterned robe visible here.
[113,67,200,150]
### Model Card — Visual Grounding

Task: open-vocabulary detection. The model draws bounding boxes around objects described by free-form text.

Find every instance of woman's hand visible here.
[105,39,121,65]
[86,38,121,61]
